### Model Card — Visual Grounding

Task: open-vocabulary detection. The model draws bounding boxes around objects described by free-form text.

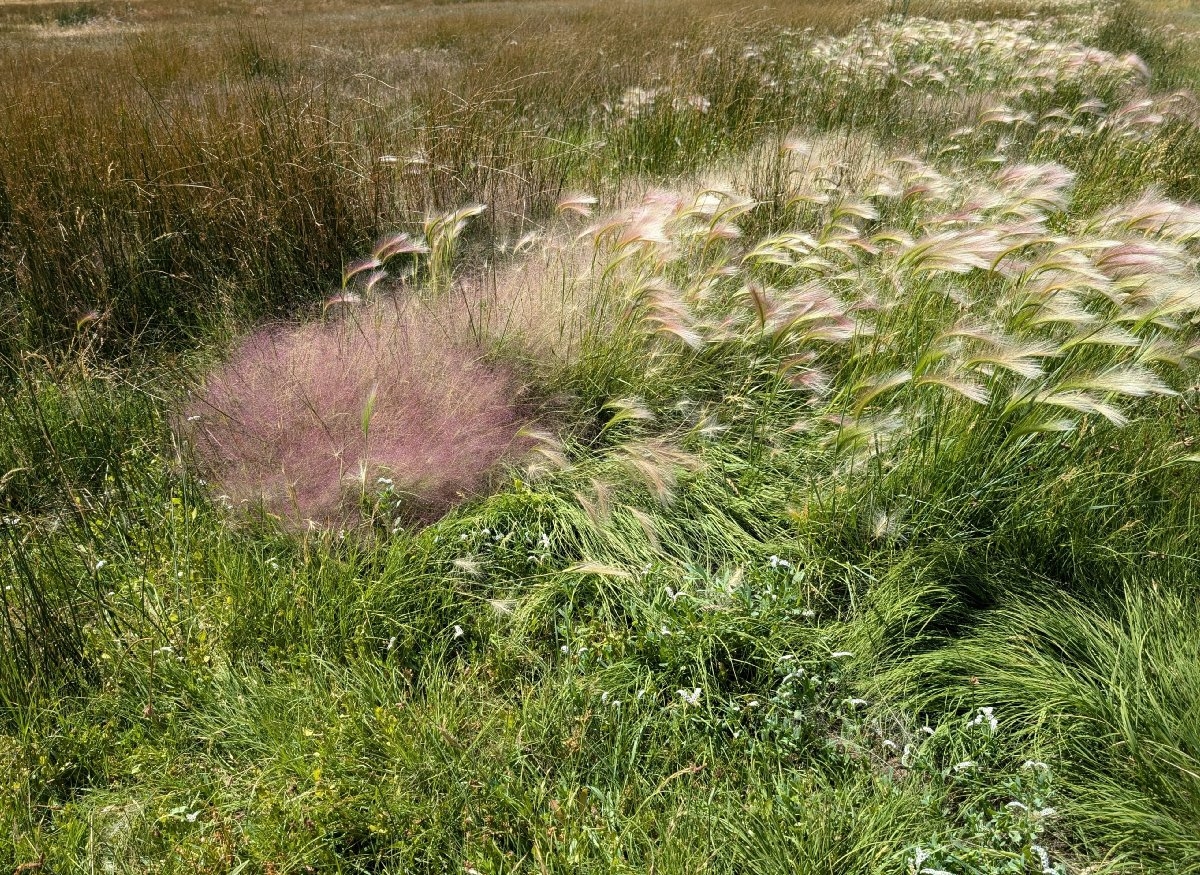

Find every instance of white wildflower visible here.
[1031,844,1054,873]
[968,706,998,731]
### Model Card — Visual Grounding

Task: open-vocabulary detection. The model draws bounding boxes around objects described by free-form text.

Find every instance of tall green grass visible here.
[5,0,1200,872]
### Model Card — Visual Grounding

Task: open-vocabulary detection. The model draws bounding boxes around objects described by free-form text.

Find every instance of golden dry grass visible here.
[0,0,882,353]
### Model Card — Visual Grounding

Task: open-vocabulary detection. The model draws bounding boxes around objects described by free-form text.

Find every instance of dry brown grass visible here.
[0,0,879,355]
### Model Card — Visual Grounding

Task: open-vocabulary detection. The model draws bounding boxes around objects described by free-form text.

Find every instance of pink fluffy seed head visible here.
[183,309,530,531]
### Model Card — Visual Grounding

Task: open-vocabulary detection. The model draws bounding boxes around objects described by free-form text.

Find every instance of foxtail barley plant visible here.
[8,2,1200,873]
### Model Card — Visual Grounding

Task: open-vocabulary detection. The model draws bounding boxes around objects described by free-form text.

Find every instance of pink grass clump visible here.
[184,307,529,530]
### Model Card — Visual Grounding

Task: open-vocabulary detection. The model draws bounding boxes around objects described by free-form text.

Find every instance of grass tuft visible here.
[184,304,531,530]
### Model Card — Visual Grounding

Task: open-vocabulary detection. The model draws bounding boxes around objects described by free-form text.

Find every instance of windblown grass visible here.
[5,0,1200,873]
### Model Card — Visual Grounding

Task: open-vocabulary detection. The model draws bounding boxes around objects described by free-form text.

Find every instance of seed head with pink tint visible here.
[183,308,528,530]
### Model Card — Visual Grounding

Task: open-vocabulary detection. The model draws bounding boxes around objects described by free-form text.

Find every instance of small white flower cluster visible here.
[1031,842,1057,874]
[967,705,998,733]
[457,525,552,567]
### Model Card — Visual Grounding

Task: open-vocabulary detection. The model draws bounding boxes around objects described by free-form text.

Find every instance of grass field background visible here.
[4,0,1200,872]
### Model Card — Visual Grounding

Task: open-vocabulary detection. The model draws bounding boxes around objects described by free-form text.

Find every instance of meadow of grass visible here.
[5,0,1200,872]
